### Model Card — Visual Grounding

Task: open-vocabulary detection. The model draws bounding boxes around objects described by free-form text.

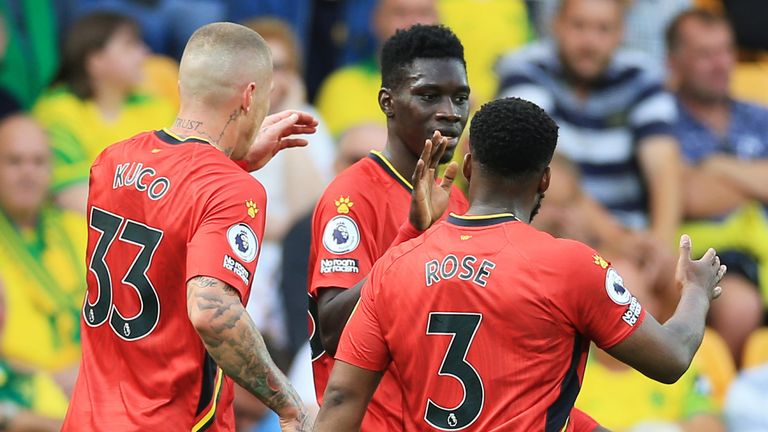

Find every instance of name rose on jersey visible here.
[113,162,170,200]
[425,254,497,288]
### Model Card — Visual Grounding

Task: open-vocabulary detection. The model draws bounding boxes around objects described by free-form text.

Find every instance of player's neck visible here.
[381,138,419,183]
[467,179,536,223]
[465,202,529,223]
[168,108,237,156]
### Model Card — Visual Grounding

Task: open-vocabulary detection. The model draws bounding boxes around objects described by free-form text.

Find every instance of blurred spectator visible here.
[497,0,681,314]
[241,18,335,353]
[724,364,768,431]
[689,0,768,106]
[575,272,724,432]
[0,281,67,431]
[70,0,226,59]
[32,11,175,214]
[667,9,768,364]
[0,116,86,395]
[138,54,180,110]
[499,0,681,241]
[531,0,692,66]
[279,123,387,358]
[0,1,58,109]
[439,0,531,106]
[577,351,722,432]
[315,0,439,137]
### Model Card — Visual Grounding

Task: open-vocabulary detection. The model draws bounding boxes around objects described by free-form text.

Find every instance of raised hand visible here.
[675,234,727,301]
[245,110,318,171]
[409,131,460,231]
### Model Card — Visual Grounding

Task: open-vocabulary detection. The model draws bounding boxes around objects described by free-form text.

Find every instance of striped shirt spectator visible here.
[497,41,677,229]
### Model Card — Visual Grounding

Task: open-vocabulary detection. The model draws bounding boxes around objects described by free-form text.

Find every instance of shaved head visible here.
[179,22,272,108]
[175,22,275,159]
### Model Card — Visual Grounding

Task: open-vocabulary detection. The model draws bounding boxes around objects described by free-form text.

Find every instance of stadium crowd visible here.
[0,0,766,430]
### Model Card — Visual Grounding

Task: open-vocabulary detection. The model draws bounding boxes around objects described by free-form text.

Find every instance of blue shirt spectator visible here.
[675,99,768,164]
[667,8,768,366]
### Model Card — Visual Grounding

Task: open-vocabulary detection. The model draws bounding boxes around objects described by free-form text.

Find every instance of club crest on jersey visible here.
[227,223,259,262]
[605,268,632,305]
[322,215,360,254]
[335,196,354,214]
[245,200,259,218]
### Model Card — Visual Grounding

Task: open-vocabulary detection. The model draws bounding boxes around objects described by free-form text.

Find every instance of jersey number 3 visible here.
[425,312,484,430]
[84,207,163,341]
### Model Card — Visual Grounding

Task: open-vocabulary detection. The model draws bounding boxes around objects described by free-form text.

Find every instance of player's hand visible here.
[675,234,727,301]
[245,110,318,171]
[409,131,459,231]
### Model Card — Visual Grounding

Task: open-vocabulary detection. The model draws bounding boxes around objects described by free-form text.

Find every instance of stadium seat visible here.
[693,328,736,406]
[742,327,768,369]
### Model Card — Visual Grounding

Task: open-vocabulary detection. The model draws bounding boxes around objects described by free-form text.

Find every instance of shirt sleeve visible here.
[628,81,677,143]
[556,241,647,350]
[335,268,391,372]
[186,175,266,302]
[308,188,378,297]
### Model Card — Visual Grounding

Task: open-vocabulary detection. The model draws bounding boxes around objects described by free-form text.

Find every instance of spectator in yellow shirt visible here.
[33,12,175,214]
[0,281,68,431]
[0,115,86,396]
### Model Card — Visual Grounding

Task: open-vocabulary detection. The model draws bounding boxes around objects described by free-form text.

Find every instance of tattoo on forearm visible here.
[188,277,306,423]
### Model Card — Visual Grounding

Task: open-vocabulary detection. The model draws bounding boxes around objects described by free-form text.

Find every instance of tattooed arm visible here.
[186,276,309,431]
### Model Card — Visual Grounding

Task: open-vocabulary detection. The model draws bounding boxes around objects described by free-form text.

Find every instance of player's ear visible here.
[539,166,551,194]
[463,152,472,182]
[242,82,257,113]
[379,88,394,117]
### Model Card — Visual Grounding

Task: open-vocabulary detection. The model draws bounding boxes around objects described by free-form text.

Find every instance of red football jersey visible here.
[307,150,468,431]
[63,130,266,431]
[337,213,646,432]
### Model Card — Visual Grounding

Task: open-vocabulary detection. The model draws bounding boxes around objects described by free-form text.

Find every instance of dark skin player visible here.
[317,56,470,355]
[314,98,727,432]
